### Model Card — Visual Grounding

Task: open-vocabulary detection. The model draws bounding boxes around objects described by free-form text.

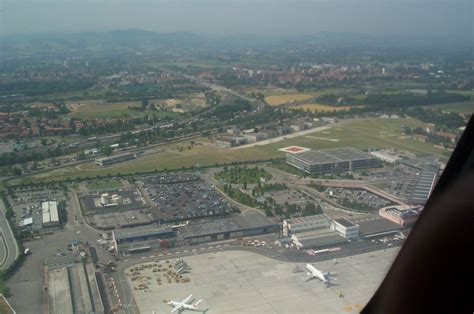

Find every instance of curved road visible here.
[0,198,19,270]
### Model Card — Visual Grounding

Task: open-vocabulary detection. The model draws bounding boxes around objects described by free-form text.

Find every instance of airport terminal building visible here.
[286,148,381,176]
[113,213,279,253]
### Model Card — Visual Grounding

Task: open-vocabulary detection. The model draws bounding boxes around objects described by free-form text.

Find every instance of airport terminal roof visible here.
[179,213,276,239]
[285,214,331,226]
[356,218,401,236]
[289,147,376,165]
[410,169,438,204]
[113,225,175,241]
[334,218,358,228]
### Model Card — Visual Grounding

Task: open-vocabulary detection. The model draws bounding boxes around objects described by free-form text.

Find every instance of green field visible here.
[67,100,181,119]
[85,179,123,190]
[425,101,474,114]
[10,117,452,185]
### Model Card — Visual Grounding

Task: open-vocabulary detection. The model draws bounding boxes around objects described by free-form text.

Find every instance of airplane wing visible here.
[171,304,181,313]
[304,275,315,282]
[182,295,193,304]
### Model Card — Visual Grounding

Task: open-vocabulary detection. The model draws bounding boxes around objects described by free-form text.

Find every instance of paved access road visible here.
[0,198,19,270]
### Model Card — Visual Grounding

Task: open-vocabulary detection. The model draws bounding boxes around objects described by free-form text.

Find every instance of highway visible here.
[159,67,257,103]
[0,198,19,270]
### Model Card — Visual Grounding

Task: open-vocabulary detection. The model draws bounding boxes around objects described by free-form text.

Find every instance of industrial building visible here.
[42,201,60,228]
[283,214,359,249]
[379,205,423,227]
[95,152,135,166]
[287,147,382,175]
[113,213,278,253]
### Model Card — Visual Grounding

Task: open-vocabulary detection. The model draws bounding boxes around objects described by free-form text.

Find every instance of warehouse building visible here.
[95,152,136,166]
[287,147,381,176]
[42,201,60,228]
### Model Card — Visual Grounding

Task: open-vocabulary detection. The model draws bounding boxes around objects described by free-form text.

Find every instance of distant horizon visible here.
[1,0,472,46]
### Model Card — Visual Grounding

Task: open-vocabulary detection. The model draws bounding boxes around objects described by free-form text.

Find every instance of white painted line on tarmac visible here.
[199,248,205,250]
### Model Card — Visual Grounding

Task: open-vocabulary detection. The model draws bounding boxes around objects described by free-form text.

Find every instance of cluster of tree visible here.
[205,90,222,107]
[341,198,377,211]
[252,182,287,196]
[0,79,96,96]
[28,103,70,118]
[118,82,205,98]
[223,184,258,207]
[365,91,469,108]
[315,94,359,106]
[204,98,251,120]
[0,146,64,168]
[216,165,271,184]
[406,107,465,129]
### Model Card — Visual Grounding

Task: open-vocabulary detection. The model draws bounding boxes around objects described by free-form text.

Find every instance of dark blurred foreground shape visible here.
[362,114,474,314]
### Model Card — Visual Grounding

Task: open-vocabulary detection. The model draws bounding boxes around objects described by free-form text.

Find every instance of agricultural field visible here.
[263,88,366,106]
[265,93,314,106]
[290,103,363,112]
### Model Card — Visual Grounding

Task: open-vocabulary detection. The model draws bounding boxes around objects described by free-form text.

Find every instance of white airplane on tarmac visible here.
[164,295,203,313]
[305,264,333,287]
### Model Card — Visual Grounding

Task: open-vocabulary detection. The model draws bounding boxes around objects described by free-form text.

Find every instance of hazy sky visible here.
[1,0,472,41]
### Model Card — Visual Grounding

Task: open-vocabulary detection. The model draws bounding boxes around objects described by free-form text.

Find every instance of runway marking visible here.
[208,246,214,249]
[183,250,189,253]
[175,251,181,254]
[215,245,221,248]
[199,248,205,250]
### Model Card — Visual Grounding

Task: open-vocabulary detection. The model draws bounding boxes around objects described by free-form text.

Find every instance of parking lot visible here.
[140,173,235,222]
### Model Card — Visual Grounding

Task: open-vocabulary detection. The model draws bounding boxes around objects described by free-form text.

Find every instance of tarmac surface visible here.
[126,247,398,313]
